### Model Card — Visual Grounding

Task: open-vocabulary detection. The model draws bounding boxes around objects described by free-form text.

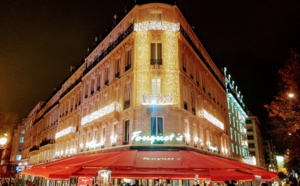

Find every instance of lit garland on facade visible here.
[141,94,173,105]
[55,126,76,139]
[134,21,180,32]
[136,32,150,106]
[81,102,121,126]
[163,32,179,105]
[198,109,224,130]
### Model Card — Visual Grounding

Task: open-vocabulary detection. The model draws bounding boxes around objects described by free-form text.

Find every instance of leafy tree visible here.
[0,107,19,137]
[264,48,300,172]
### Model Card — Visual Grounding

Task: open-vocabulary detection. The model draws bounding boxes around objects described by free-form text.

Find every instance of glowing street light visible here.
[288,93,295,98]
[0,137,7,147]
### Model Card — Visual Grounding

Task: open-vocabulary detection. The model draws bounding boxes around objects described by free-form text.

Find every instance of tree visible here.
[0,107,19,137]
[264,48,300,172]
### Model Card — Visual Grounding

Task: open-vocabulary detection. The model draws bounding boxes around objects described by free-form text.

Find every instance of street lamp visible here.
[0,136,8,165]
[288,93,295,98]
[0,137,7,146]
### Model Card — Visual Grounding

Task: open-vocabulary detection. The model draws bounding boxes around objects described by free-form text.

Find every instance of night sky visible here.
[1,0,300,122]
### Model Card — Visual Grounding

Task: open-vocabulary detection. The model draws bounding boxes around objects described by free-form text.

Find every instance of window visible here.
[247,135,254,140]
[19,137,24,143]
[248,143,255,148]
[125,49,132,71]
[151,78,161,95]
[105,67,110,85]
[124,120,130,144]
[151,117,164,144]
[124,83,131,109]
[18,146,23,152]
[246,119,252,124]
[115,58,121,77]
[182,52,186,72]
[21,130,25,134]
[102,127,106,142]
[151,43,162,65]
[16,155,22,161]
[151,13,161,21]
[191,92,195,115]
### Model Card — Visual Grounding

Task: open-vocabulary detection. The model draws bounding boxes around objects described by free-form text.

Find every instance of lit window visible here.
[19,137,24,143]
[151,13,161,21]
[124,83,131,109]
[151,43,162,65]
[115,58,121,77]
[16,155,22,161]
[20,130,25,134]
[125,49,132,71]
[151,117,164,136]
[124,120,130,144]
[151,78,161,95]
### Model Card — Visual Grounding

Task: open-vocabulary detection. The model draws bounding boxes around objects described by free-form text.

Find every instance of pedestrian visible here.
[224,180,231,186]
[2,180,8,186]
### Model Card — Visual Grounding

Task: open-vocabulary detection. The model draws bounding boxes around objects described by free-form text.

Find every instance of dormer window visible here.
[151,12,161,21]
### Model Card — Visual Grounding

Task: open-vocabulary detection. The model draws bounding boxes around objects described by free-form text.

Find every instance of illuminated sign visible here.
[81,102,121,126]
[131,131,183,144]
[85,140,105,149]
[55,126,76,139]
[134,21,180,32]
[198,109,224,130]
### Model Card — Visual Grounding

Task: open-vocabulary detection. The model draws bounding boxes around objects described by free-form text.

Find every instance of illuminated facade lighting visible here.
[198,109,224,130]
[81,102,121,126]
[55,126,76,139]
[134,21,180,32]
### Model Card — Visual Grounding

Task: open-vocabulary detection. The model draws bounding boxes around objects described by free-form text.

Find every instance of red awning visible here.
[111,169,210,179]
[22,149,277,181]
[209,169,255,181]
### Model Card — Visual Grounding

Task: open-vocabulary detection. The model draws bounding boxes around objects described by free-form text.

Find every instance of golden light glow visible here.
[136,32,150,106]
[134,21,180,32]
[198,109,224,130]
[0,137,7,146]
[55,126,76,139]
[163,32,179,105]
[81,102,121,125]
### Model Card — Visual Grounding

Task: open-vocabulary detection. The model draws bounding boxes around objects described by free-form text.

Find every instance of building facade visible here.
[263,139,278,172]
[245,112,266,168]
[223,68,250,162]
[9,121,26,172]
[21,1,232,167]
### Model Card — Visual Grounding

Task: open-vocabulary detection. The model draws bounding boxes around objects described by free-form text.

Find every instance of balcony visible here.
[240,127,247,133]
[150,59,162,65]
[241,140,248,147]
[40,139,55,147]
[29,145,39,152]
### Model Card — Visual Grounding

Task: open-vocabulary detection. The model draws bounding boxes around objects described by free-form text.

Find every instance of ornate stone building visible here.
[22,0,231,169]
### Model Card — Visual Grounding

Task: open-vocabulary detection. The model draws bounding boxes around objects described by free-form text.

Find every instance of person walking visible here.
[2,180,8,186]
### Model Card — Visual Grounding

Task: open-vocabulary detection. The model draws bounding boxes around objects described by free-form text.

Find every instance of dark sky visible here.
[1,0,300,121]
